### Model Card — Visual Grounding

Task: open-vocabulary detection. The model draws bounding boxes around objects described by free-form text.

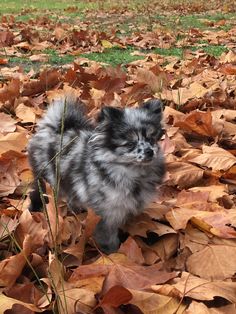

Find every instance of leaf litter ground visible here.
[0,1,236,313]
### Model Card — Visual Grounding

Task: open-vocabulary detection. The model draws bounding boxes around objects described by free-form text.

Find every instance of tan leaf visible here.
[0,132,28,155]
[186,244,236,280]
[15,103,36,123]
[169,82,208,105]
[0,294,43,313]
[118,237,145,264]
[166,161,204,188]
[0,112,16,133]
[16,209,47,252]
[150,234,179,261]
[29,54,49,62]
[176,190,210,209]
[185,301,236,314]
[166,206,236,238]
[0,215,18,240]
[49,256,96,314]
[136,68,164,93]
[189,185,228,202]
[220,50,236,63]
[211,109,236,122]
[0,234,32,286]
[190,145,236,171]
[58,287,96,314]
[0,159,20,196]
[0,79,20,104]
[174,111,217,137]
[128,289,186,314]
[103,263,177,293]
[54,27,66,41]
[172,272,236,303]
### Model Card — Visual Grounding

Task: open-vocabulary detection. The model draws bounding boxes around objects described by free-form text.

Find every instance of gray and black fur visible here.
[28,97,165,253]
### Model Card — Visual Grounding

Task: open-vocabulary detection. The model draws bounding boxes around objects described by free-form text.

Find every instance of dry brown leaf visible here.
[0,132,28,156]
[189,185,228,202]
[174,111,217,137]
[0,234,32,286]
[190,145,236,171]
[167,82,208,105]
[15,104,36,123]
[0,159,20,196]
[136,68,163,93]
[166,161,204,188]
[0,79,20,105]
[16,209,47,252]
[186,244,236,280]
[103,262,177,293]
[166,206,236,238]
[49,256,96,314]
[0,215,18,240]
[99,285,132,308]
[0,294,44,313]
[0,112,16,133]
[128,289,186,314]
[118,237,145,264]
[185,301,236,314]
[172,272,236,302]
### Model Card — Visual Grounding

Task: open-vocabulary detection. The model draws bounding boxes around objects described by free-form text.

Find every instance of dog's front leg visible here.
[94,214,124,254]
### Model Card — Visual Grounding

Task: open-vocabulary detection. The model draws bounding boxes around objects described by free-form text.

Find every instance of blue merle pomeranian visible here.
[28,97,165,253]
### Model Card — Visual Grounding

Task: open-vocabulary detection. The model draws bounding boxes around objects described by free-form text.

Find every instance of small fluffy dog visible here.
[28,97,165,253]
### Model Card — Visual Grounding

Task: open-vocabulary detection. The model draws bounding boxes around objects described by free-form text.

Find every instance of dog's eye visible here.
[121,142,136,150]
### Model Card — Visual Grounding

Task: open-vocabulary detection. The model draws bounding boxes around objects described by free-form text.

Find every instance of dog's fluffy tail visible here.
[37,94,92,135]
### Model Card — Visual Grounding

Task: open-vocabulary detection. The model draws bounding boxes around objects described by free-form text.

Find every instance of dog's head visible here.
[91,99,165,165]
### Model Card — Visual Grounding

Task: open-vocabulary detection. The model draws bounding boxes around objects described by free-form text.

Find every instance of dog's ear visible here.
[142,99,164,115]
[98,106,123,122]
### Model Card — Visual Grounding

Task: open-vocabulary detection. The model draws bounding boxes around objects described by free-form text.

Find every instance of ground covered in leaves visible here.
[0,1,236,313]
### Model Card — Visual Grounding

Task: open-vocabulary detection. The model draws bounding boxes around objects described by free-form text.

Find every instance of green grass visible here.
[0,0,98,14]
[6,43,228,72]
[80,48,145,66]
[0,0,234,70]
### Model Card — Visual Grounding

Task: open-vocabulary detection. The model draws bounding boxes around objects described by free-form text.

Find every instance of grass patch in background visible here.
[0,0,234,70]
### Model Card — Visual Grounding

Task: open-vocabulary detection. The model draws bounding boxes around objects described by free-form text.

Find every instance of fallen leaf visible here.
[118,237,145,264]
[190,145,236,171]
[0,112,16,133]
[166,161,204,188]
[0,132,28,156]
[128,289,186,314]
[0,215,18,240]
[174,111,217,137]
[99,285,132,308]
[15,104,36,123]
[172,272,236,302]
[0,294,43,313]
[186,244,236,280]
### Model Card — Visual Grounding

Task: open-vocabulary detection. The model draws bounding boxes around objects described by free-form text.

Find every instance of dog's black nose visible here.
[144,148,154,158]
